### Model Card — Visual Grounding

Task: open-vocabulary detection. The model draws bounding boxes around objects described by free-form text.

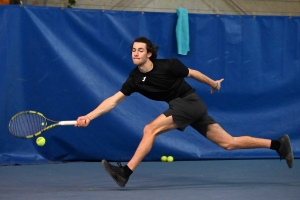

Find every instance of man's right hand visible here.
[75,115,91,127]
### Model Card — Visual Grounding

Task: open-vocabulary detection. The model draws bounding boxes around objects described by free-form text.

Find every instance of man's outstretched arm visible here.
[76,91,126,127]
[187,68,224,94]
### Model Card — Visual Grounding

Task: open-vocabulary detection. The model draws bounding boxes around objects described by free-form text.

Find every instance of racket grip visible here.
[58,121,77,126]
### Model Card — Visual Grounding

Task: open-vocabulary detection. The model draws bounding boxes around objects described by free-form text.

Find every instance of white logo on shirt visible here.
[142,76,146,82]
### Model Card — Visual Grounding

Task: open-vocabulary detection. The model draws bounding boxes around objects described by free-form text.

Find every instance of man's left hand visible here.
[211,78,224,94]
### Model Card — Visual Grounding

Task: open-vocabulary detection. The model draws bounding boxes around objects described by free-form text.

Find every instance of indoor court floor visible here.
[1,159,299,200]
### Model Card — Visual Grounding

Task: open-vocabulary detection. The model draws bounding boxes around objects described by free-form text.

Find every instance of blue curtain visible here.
[0,6,299,165]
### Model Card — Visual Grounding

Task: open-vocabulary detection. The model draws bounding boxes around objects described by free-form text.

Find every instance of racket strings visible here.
[9,113,47,137]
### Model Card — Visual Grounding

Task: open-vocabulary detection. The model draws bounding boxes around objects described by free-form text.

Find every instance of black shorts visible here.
[163,93,216,136]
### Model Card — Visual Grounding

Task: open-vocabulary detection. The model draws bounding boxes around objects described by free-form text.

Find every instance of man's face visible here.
[132,42,152,66]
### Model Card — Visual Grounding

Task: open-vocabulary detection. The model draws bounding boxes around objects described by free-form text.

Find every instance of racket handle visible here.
[58,121,77,126]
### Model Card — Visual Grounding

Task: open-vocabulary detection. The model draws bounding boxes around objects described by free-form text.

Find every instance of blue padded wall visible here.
[0,6,299,165]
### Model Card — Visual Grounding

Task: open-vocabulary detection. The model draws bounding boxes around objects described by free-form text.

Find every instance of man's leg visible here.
[205,123,293,168]
[206,124,271,150]
[102,114,178,187]
[126,114,178,171]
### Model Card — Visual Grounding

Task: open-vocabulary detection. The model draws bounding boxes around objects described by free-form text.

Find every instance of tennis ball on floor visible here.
[36,137,46,146]
[167,156,174,162]
[161,156,167,162]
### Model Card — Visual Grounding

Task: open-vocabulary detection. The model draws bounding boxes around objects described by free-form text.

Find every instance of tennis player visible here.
[76,37,294,188]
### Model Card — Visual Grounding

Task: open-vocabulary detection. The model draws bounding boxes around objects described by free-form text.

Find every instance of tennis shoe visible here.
[277,134,294,168]
[102,160,129,188]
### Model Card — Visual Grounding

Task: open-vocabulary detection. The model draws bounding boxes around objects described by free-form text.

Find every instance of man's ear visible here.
[147,52,152,58]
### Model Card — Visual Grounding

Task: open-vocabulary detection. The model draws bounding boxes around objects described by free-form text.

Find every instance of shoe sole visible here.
[283,134,294,168]
[102,160,126,188]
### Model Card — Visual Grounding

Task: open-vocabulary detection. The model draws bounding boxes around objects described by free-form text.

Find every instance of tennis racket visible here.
[9,111,77,138]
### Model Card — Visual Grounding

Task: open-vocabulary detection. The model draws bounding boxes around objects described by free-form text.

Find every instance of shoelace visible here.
[116,160,123,168]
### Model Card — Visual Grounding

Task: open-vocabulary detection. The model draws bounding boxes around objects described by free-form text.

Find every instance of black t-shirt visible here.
[120,58,195,102]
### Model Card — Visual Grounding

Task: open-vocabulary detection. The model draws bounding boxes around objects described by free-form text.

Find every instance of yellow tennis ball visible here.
[167,156,174,162]
[161,156,167,162]
[36,137,46,146]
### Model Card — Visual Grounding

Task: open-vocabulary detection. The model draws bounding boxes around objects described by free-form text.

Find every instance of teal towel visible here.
[176,8,190,55]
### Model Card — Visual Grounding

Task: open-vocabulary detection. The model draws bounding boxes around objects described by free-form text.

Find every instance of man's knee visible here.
[206,124,237,150]
[143,124,158,137]
[143,114,177,137]
[221,142,236,151]
[220,138,238,150]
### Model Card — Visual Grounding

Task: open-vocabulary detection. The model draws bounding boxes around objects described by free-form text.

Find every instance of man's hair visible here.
[131,37,159,61]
